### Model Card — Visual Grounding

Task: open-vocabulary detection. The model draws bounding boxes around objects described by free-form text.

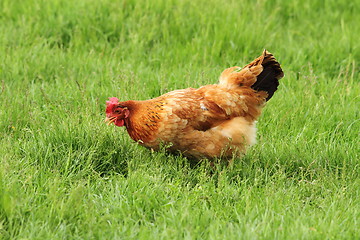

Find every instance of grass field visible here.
[0,0,359,239]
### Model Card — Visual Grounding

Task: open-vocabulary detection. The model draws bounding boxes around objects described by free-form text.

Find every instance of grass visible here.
[0,0,359,239]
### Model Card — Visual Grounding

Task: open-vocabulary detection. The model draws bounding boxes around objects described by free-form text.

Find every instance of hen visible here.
[105,50,284,160]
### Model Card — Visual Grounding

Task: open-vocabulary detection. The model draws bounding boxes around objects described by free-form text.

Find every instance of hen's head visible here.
[105,97,130,127]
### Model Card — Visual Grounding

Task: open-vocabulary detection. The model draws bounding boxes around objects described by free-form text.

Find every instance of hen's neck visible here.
[122,100,158,144]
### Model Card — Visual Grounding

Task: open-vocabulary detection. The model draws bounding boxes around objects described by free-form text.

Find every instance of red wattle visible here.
[114,119,124,127]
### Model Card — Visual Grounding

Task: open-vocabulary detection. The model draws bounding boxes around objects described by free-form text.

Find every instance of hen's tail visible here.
[248,50,284,101]
[219,50,284,101]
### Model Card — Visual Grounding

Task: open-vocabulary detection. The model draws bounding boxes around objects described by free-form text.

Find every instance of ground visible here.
[0,0,359,239]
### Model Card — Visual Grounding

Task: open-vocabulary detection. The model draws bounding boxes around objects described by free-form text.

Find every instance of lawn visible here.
[0,0,359,239]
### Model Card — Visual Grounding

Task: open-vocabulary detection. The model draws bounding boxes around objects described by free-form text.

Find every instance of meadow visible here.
[0,0,359,239]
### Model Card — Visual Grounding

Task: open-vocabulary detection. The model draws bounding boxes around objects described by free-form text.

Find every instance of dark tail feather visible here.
[251,50,284,101]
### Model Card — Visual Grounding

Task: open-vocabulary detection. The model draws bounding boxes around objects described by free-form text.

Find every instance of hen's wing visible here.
[159,84,262,132]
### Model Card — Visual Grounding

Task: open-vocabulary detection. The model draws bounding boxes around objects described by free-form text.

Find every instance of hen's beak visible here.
[104,117,116,125]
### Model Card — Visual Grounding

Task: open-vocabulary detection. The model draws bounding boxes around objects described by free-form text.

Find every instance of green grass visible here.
[0,0,359,239]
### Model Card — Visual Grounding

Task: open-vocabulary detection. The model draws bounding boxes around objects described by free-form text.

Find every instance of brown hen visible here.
[105,50,284,160]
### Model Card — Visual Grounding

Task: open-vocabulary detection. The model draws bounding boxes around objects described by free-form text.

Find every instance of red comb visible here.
[105,97,119,114]
[106,97,119,105]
